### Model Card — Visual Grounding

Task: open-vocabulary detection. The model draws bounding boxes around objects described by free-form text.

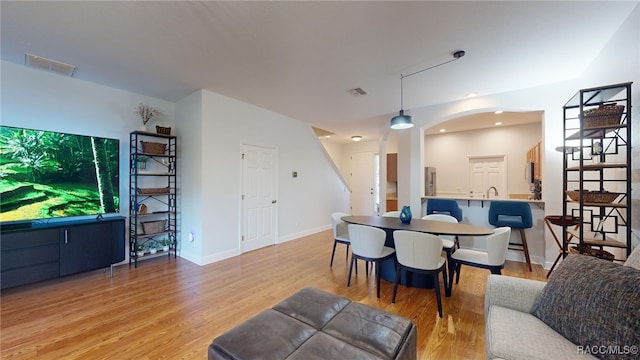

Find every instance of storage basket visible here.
[156,125,171,135]
[142,220,166,234]
[137,187,170,195]
[570,245,614,261]
[583,104,624,129]
[565,190,619,203]
[140,141,167,154]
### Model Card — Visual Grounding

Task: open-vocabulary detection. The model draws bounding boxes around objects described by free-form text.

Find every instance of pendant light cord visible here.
[400,55,462,80]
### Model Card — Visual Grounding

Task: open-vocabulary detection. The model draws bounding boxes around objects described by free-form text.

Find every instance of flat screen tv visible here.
[0,126,120,226]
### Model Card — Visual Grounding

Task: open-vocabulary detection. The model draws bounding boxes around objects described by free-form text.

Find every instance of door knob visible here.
[272,200,277,204]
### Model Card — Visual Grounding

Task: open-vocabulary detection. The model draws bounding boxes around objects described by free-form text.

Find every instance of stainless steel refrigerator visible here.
[425,167,436,196]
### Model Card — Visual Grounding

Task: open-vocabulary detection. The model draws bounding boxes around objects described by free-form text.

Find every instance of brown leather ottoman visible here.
[208,287,416,360]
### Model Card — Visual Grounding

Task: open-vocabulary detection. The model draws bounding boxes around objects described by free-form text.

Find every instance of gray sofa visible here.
[209,287,416,359]
[485,247,640,360]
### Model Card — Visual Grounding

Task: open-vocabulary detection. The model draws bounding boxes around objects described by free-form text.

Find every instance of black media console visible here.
[1,216,125,290]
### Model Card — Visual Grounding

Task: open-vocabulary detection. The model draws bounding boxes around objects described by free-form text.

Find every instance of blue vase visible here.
[400,206,412,224]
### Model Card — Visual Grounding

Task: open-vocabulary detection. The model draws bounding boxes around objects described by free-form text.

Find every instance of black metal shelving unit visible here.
[129,131,177,267]
[562,82,632,262]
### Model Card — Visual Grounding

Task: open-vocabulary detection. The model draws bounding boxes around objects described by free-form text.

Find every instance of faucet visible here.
[487,186,499,199]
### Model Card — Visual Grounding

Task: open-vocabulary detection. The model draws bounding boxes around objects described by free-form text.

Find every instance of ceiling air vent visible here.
[25,53,76,77]
[347,87,367,96]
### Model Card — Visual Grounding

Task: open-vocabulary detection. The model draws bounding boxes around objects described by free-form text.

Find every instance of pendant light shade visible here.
[390,75,413,130]
[390,110,414,129]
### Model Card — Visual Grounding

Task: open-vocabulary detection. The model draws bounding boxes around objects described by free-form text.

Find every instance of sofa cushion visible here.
[487,306,596,359]
[322,302,414,359]
[531,254,640,360]
[208,309,316,359]
[272,286,350,329]
[286,331,386,360]
[623,244,640,270]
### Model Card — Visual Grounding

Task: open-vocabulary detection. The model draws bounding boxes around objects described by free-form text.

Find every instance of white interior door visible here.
[468,156,506,198]
[242,144,277,252]
[350,152,376,215]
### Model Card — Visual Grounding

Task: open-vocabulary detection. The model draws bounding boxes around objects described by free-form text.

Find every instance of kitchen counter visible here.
[422,195,544,204]
[420,196,545,268]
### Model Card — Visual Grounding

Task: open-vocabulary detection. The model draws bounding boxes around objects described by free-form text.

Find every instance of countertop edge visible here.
[421,196,544,204]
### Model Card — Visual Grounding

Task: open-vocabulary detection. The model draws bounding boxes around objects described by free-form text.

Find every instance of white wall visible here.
[177,89,349,265]
[425,122,542,197]
[399,4,639,268]
[1,60,176,263]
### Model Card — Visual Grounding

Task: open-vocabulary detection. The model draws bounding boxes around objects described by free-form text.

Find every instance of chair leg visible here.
[376,260,381,298]
[442,264,448,296]
[455,263,461,284]
[330,241,337,267]
[433,273,443,318]
[365,261,369,276]
[520,229,532,272]
[444,248,453,297]
[355,258,358,275]
[448,261,456,293]
[345,243,350,260]
[347,255,355,287]
[392,263,401,303]
[490,267,502,275]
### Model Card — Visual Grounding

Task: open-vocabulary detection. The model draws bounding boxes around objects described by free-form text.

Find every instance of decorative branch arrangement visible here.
[134,103,161,125]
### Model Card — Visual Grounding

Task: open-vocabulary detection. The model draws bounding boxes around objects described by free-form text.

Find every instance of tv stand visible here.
[1,217,125,289]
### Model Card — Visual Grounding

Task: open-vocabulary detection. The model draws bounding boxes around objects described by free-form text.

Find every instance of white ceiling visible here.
[1,1,637,143]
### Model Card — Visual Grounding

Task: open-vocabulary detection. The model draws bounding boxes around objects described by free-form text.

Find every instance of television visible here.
[0,126,120,226]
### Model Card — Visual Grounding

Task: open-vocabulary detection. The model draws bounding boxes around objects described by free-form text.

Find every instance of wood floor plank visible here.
[1,229,547,359]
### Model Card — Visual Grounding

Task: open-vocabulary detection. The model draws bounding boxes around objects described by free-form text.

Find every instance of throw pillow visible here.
[531,254,640,360]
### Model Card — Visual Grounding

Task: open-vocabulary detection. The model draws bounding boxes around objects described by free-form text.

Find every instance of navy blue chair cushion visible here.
[426,199,463,222]
[488,201,532,229]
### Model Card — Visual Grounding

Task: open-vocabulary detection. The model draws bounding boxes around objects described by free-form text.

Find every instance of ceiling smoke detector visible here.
[347,87,368,96]
[25,53,76,77]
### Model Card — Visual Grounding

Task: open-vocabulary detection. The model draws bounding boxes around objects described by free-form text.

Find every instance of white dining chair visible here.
[448,227,511,292]
[392,230,446,317]
[382,211,401,218]
[421,213,459,297]
[330,212,351,267]
[347,224,396,298]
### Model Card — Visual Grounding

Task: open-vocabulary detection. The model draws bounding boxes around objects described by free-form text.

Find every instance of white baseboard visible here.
[278,224,331,244]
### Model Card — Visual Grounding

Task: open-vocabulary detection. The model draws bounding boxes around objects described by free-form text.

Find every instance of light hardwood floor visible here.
[1,229,547,359]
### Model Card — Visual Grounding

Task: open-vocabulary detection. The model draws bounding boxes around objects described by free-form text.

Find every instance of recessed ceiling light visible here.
[495,110,504,114]
[439,129,446,133]
[351,135,363,142]
[466,93,478,98]
[324,135,331,138]
[495,122,503,126]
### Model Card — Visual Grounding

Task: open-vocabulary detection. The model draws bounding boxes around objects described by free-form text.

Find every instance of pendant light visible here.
[390,50,466,130]
[390,76,413,130]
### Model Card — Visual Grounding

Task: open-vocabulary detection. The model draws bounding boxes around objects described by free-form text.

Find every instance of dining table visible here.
[342,215,493,294]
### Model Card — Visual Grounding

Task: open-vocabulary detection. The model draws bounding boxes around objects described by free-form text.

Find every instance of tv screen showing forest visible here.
[0,126,120,223]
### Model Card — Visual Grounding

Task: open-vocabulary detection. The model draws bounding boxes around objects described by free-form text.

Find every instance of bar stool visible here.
[426,199,463,222]
[544,215,580,278]
[488,201,533,271]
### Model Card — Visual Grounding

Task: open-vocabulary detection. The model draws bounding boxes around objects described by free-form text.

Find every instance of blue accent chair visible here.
[488,201,533,271]
[426,199,463,222]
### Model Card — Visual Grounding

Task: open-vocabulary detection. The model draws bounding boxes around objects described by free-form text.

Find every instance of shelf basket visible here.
[137,187,170,195]
[569,245,614,262]
[583,104,624,129]
[156,125,171,135]
[140,141,167,154]
[565,190,619,203]
[142,220,166,235]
